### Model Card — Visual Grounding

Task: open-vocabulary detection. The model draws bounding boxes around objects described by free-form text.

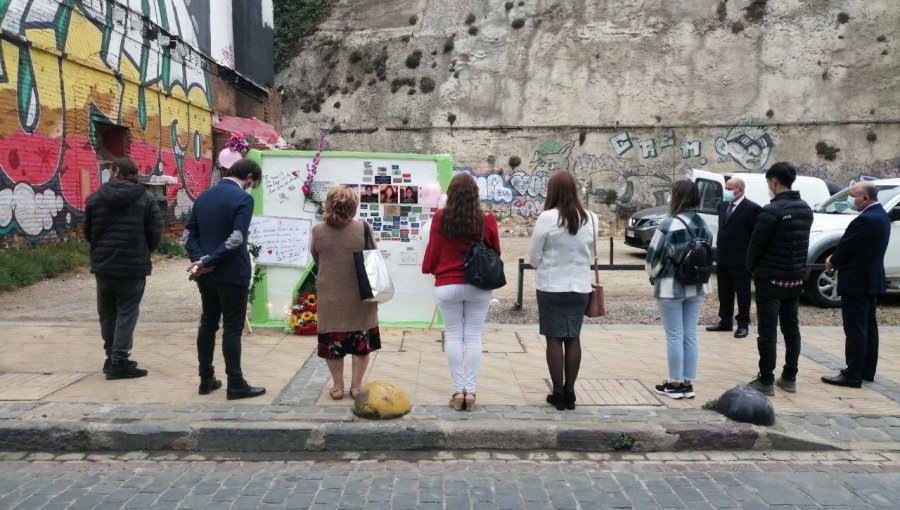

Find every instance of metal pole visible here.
[515,258,525,309]
[609,236,613,265]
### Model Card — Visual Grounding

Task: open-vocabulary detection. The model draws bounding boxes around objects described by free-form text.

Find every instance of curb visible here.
[0,419,839,453]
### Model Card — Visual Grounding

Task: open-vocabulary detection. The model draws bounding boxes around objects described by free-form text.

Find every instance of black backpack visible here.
[672,215,713,285]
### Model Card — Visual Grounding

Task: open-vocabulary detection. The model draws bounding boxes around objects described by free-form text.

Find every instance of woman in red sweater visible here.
[422,173,501,411]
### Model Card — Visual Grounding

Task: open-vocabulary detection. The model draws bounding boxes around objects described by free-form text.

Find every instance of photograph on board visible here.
[379,184,399,203]
[400,185,419,204]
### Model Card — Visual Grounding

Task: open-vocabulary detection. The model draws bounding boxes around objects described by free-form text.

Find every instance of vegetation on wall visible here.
[0,240,88,292]
[274,0,336,72]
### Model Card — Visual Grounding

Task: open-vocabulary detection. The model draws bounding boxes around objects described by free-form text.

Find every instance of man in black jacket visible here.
[706,177,761,338]
[84,158,163,380]
[744,162,813,396]
[821,182,891,388]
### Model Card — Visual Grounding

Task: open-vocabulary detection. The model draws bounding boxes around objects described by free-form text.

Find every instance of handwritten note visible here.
[248,216,312,267]
[263,172,302,204]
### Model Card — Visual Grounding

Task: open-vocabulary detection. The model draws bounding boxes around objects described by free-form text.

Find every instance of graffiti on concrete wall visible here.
[0,0,213,239]
[714,125,774,171]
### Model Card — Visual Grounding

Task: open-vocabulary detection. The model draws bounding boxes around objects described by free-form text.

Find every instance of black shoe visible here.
[226,384,266,400]
[546,392,566,411]
[199,377,222,395]
[821,374,862,388]
[103,358,136,374]
[106,361,148,380]
[705,322,732,332]
[734,326,749,338]
[654,381,685,399]
[565,391,577,410]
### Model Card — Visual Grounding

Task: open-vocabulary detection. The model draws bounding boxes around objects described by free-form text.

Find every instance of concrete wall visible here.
[0,0,214,242]
[278,0,900,224]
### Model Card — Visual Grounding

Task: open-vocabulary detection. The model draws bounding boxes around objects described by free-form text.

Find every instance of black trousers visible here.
[716,264,752,327]
[95,275,146,361]
[755,279,802,385]
[840,294,879,381]
[196,279,248,387]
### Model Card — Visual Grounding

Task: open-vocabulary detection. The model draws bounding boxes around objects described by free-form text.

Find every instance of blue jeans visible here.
[658,296,703,383]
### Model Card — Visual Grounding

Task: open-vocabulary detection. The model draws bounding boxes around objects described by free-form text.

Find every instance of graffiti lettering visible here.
[511,198,542,219]
[639,139,657,159]
[609,132,633,156]
[681,140,701,159]
[510,171,549,198]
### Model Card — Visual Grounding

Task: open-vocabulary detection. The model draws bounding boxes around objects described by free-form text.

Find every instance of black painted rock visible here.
[715,385,775,426]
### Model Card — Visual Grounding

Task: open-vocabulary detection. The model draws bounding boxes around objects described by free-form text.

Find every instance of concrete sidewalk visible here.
[0,321,899,453]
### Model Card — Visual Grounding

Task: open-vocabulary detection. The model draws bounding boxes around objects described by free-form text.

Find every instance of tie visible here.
[726,202,736,221]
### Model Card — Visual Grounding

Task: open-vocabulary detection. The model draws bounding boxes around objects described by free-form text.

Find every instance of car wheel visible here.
[804,269,842,308]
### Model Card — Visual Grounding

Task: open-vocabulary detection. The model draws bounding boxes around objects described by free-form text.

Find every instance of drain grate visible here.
[546,378,663,406]
[0,372,88,400]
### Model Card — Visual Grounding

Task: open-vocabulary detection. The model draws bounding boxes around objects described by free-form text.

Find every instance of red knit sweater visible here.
[422,210,501,286]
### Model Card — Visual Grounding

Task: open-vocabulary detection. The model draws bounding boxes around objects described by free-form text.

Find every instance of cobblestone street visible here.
[2,451,899,509]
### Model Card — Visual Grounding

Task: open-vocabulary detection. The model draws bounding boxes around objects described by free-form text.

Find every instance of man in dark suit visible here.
[821,181,891,388]
[184,159,266,400]
[707,177,762,339]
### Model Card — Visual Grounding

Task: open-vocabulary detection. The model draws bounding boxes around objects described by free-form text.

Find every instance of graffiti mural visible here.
[714,125,774,171]
[0,0,214,239]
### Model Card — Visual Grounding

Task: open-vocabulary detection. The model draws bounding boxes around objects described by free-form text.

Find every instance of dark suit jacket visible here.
[716,197,762,267]
[831,203,891,296]
[184,179,255,287]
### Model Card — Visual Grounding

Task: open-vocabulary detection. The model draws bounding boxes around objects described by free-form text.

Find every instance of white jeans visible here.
[435,284,492,393]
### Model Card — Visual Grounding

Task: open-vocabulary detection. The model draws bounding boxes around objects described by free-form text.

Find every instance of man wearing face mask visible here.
[744,162,813,396]
[821,181,890,388]
[707,177,762,339]
[183,158,267,400]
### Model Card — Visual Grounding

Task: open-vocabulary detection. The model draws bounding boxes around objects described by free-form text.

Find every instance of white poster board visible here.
[248,216,311,267]
[250,151,450,327]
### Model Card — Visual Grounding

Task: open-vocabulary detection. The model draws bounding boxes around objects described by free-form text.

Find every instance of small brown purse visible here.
[585,214,606,317]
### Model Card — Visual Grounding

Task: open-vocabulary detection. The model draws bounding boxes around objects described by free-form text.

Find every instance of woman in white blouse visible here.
[528,171,597,410]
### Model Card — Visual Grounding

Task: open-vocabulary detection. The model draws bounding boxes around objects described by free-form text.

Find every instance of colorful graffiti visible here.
[714,125,774,171]
[0,0,213,239]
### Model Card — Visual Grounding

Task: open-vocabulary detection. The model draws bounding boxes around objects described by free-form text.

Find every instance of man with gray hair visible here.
[707,177,761,339]
[821,181,891,388]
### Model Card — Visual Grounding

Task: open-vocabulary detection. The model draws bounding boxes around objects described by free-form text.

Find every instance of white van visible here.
[695,170,833,247]
[625,170,832,249]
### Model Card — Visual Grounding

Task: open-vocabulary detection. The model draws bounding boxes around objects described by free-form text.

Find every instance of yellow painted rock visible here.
[351,380,411,420]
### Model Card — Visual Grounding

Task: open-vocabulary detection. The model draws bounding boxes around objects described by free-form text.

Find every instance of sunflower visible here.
[290,316,298,328]
[300,311,314,322]
[306,294,317,305]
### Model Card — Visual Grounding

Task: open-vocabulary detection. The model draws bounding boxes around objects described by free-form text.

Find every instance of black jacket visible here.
[746,190,813,280]
[831,203,891,296]
[716,197,762,267]
[84,180,163,277]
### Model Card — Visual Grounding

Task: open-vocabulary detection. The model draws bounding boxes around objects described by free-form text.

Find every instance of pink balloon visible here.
[218,148,242,169]
[419,181,442,208]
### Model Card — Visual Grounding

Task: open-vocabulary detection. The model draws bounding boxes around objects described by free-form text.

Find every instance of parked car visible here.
[804,178,900,307]
[624,170,832,250]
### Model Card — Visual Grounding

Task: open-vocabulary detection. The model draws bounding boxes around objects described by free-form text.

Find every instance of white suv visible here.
[805,178,900,307]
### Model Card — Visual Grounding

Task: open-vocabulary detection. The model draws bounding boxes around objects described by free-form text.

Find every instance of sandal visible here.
[349,388,361,399]
[450,392,465,411]
[329,387,344,400]
[463,392,476,412]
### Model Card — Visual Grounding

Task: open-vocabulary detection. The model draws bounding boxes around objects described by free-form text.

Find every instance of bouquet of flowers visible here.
[290,291,318,335]
[226,131,252,155]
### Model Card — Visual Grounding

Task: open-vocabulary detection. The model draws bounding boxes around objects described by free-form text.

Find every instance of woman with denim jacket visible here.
[645,179,712,400]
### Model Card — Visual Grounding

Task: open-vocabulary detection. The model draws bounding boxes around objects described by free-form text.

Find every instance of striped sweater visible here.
[645,210,713,299]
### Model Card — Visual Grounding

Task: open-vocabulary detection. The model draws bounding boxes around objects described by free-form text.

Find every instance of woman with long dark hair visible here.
[422,173,501,411]
[528,171,598,410]
[645,179,712,400]
[311,185,381,400]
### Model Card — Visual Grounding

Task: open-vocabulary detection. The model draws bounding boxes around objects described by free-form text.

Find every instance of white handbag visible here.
[353,221,394,303]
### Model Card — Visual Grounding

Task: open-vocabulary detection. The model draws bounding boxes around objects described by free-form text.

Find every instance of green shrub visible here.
[508,156,521,168]
[156,235,187,258]
[419,77,436,93]
[612,434,635,451]
[405,50,423,69]
[274,0,335,72]
[0,239,89,292]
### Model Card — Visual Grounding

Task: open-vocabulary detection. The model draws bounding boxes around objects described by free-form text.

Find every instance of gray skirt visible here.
[536,290,591,338]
